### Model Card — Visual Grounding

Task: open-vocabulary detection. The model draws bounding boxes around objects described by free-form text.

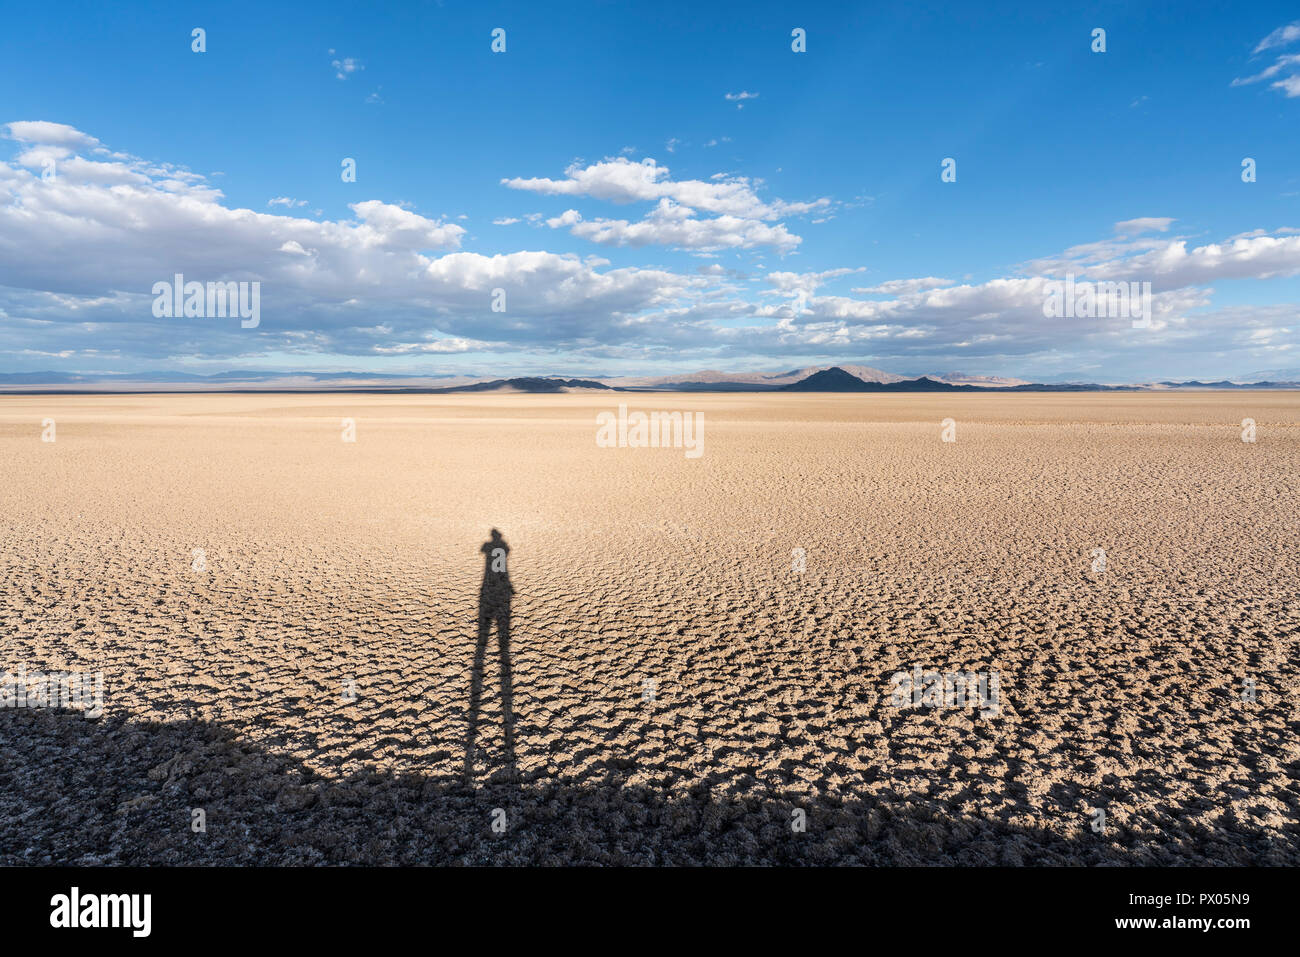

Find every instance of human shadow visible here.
[463,529,515,781]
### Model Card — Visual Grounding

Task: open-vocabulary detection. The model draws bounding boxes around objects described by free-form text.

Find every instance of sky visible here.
[1,0,1299,382]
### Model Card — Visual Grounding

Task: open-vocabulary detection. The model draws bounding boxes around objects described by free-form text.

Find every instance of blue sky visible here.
[1,0,1299,381]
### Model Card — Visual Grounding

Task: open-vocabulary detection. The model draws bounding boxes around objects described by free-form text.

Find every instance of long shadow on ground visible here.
[2,709,1294,865]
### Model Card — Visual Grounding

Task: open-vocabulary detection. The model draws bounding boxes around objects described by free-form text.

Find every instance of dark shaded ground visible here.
[2,708,1294,865]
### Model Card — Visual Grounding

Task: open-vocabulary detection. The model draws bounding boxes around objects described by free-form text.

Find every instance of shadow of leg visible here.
[462,609,490,780]
[498,605,515,777]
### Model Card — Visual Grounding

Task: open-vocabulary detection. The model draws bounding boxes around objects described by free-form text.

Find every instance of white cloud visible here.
[1274,74,1300,96]
[0,123,717,363]
[331,56,363,80]
[545,208,583,228]
[1027,228,1300,286]
[501,156,829,250]
[852,278,955,295]
[557,198,802,252]
[1253,20,1300,54]
[1232,53,1300,96]
[1234,24,1300,97]
[1114,217,1174,235]
[373,336,496,355]
[764,269,864,296]
[6,121,100,149]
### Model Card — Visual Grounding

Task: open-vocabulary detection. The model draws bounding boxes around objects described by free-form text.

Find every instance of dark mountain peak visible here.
[449,376,613,393]
[781,367,874,391]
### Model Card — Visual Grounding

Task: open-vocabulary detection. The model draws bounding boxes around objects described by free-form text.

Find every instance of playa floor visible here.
[1,391,1297,864]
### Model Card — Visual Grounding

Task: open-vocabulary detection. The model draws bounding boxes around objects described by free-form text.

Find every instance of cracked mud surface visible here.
[2,392,1297,864]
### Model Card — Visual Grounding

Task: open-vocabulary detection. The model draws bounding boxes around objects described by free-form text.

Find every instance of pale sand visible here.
[1,392,1297,864]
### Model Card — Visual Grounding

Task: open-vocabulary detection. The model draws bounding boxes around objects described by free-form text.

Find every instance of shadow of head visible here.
[3,709,1290,866]
[480,528,512,582]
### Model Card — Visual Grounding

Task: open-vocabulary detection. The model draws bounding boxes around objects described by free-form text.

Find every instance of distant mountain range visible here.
[780,368,1300,393]
[1,366,1296,393]
[605,364,1032,390]
[607,364,907,390]
[782,368,1143,392]
[784,369,983,392]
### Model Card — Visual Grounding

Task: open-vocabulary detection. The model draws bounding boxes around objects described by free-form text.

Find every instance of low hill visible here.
[439,377,614,393]
[782,368,981,392]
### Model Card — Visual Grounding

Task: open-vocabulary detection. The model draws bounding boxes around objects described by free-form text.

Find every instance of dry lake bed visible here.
[1,391,1297,864]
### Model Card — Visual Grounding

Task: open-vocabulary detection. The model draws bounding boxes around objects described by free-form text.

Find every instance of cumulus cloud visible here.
[6,121,100,149]
[852,278,955,296]
[501,156,828,251]
[548,199,802,252]
[1026,228,1300,286]
[727,224,1300,375]
[0,123,713,363]
[764,268,864,296]
[503,157,829,219]
[545,209,583,229]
